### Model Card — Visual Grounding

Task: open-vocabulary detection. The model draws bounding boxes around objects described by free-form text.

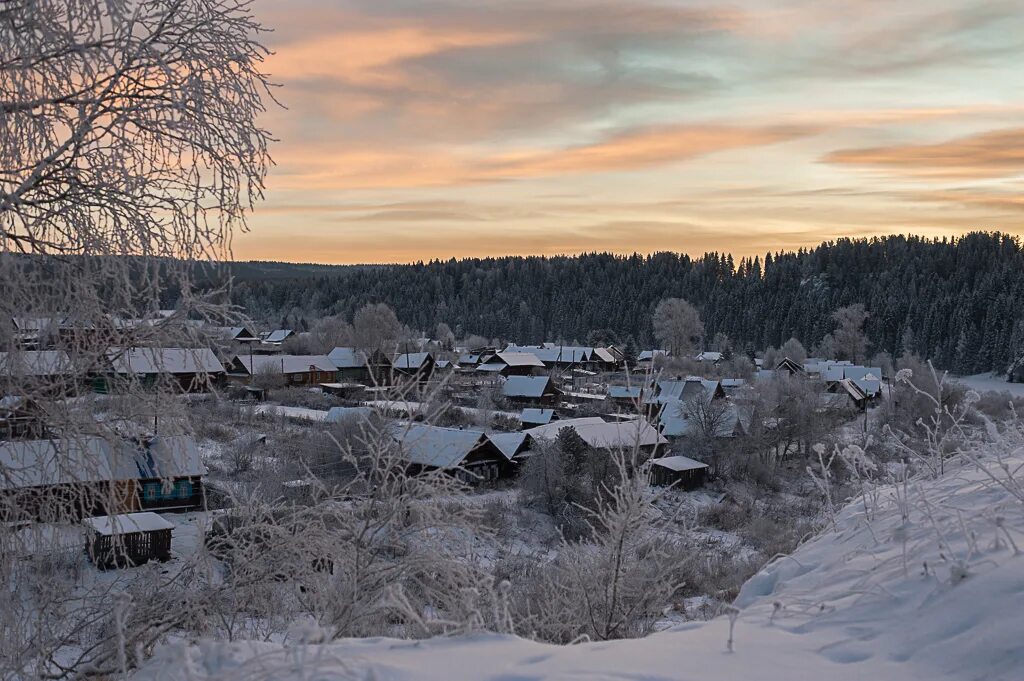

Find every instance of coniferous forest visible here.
[230,232,1024,374]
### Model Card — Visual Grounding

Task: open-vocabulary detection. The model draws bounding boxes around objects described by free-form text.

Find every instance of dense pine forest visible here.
[230,232,1024,374]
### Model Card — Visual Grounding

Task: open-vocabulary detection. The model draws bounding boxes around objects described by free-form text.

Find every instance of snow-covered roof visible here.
[235,354,336,375]
[637,349,668,361]
[123,436,206,479]
[326,406,374,423]
[83,512,174,536]
[0,437,116,489]
[491,352,545,368]
[608,385,643,399]
[695,351,723,363]
[521,408,555,424]
[504,345,591,364]
[0,350,74,376]
[489,432,530,461]
[592,348,617,363]
[390,424,492,469]
[262,329,294,344]
[108,347,224,375]
[503,375,555,398]
[394,352,432,370]
[655,378,719,405]
[650,455,708,472]
[328,347,369,369]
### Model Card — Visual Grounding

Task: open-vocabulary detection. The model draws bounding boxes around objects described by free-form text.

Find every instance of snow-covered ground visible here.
[955,373,1024,398]
[132,450,1024,680]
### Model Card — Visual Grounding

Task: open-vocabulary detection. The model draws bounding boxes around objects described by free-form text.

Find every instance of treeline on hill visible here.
[228,232,1024,375]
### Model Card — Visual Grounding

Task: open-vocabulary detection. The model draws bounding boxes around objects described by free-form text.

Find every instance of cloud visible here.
[824,128,1024,179]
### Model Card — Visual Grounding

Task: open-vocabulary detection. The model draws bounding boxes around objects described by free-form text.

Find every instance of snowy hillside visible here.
[134,449,1024,681]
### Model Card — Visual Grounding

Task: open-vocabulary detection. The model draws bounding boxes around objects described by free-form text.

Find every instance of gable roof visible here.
[118,436,206,480]
[393,352,432,370]
[262,329,294,344]
[328,347,369,369]
[0,435,204,490]
[489,432,531,461]
[490,351,545,368]
[107,347,224,375]
[503,375,556,398]
[389,423,493,469]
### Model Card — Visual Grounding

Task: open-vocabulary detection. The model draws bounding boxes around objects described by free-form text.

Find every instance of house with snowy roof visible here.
[228,353,336,386]
[502,375,561,406]
[388,423,510,483]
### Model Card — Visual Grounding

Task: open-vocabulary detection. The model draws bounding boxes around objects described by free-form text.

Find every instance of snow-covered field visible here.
[955,373,1024,398]
[132,450,1024,681]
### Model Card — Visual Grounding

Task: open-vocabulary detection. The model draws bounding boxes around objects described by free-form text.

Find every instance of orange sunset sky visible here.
[238,0,1024,264]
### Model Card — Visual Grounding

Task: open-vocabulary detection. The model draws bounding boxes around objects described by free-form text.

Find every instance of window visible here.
[175,480,193,499]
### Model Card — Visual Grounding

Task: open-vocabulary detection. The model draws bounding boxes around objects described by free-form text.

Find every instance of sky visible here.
[238,0,1024,264]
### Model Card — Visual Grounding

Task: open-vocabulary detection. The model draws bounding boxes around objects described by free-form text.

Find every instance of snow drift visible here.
[134,451,1024,681]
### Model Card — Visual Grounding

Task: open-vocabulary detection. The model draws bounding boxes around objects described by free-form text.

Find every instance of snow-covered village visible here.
[3,1,1024,680]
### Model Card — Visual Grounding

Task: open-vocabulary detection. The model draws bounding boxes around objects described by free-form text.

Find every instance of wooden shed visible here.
[83,512,173,568]
[649,455,709,490]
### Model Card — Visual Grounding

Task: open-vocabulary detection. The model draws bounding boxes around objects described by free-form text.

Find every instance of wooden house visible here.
[228,354,337,386]
[103,347,226,393]
[0,434,207,522]
[328,347,392,384]
[83,512,173,568]
[392,352,435,383]
[480,351,545,376]
[390,423,511,483]
[126,436,207,512]
[502,375,560,407]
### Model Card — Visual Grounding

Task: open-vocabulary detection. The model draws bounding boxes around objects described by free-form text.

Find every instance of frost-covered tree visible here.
[652,298,704,357]
[352,303,403,353]
[0,0,275,678]
[826,304,870,363]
